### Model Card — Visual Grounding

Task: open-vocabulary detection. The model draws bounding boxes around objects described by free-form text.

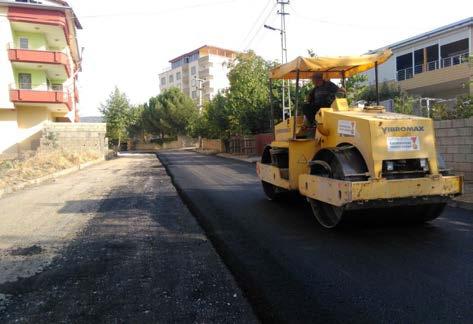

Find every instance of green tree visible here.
[127,104,145,140]
[345,74,368,105]
[99,87,132,149]
[142,87,198,138]
[226,51,272,134]
[453,95,473,119]
[357,82,401,104]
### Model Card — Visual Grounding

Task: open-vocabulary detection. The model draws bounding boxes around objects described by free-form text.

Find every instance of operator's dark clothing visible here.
[303,80,340,125]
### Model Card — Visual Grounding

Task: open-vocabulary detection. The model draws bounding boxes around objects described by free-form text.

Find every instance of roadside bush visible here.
[393,93,416,115]
[454,95,473,119]
[430,102,452,120]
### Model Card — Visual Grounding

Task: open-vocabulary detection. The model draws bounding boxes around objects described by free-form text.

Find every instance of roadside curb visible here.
[191,149,259,163]
[0,158,105,199]
[448,200,473,211]
[216,153,259,163]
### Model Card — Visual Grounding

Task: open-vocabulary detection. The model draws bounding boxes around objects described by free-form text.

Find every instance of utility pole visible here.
[264,1,291,120]
[277,0,290,120]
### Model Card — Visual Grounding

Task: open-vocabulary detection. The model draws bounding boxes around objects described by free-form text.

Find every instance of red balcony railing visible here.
[9,88,72,111]
[8,48,71,76]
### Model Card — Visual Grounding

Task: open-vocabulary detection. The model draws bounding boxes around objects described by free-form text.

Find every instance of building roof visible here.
[371,16,473,52]
[169,45,237,63]
[0,0,82,29]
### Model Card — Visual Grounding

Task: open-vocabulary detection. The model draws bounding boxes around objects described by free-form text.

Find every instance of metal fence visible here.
[396,52,469,81]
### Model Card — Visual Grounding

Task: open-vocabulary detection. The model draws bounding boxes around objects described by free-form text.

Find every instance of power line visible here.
[240,0,273,47]
[244,2,277,50]
[79,0,241,19]
[287,6,400,30]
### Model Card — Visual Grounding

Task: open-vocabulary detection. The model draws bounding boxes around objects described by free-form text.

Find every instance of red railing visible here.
[8,48,70,76]
[9,89,72,111]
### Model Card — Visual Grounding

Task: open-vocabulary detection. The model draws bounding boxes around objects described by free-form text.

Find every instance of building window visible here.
[161,77,166,86]
[440,38,469,67]
[169,75,174,83]
[191,90,197,99]
[18,73,32,89]
[19,37,29,49]
[191,66,196,75]
[176,72,181,80]
[396,53,413,81]
[51,84,63,91]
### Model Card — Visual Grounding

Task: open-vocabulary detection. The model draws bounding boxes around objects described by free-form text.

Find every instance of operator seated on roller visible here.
[302,72,346,135]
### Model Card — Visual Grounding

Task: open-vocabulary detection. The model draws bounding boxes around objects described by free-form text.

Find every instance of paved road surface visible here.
[0,155,256,323]
[158,150,473,323]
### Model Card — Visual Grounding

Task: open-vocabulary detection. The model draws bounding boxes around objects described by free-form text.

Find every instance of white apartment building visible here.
[365,17,472,99]
[159,45,237,103]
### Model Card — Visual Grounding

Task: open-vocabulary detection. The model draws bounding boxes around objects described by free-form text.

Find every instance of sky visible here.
[69,0,472,116]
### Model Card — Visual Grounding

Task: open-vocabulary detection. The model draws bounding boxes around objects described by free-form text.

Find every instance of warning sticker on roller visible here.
[387,136,420,152]
[338,120,356,136]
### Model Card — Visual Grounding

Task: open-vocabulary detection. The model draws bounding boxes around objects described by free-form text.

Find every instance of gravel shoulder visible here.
[0,154,257,323]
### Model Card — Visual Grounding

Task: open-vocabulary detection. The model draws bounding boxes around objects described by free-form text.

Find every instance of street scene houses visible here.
[1,1,473,322]
[0,0,81,158]
[365,17,472,100]
[159,45,237,105]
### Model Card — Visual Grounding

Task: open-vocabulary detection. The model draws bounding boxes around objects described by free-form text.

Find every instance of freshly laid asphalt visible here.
[158,150,473,324]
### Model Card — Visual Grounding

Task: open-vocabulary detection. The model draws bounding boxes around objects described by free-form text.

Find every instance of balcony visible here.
[9,85,72,111]
[8,47,71,77]
[396,52,470,81]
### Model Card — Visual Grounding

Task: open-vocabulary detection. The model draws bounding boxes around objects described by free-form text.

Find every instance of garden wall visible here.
[132,136,198,152]
[38,122,108,157]
[200,138,225,152]
[435,117,473,181]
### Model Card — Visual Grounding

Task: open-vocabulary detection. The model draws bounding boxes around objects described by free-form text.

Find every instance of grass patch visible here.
[0,150,100,189]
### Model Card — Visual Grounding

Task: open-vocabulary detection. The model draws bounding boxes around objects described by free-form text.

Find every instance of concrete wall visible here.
[17,106,52,151]
[132,136,198,152]
[0,110,19,158]
[38,122,107,157]
[435,117,473,181]
[0,6,15,110]
[0,106,54,156]
[200,138,225,152]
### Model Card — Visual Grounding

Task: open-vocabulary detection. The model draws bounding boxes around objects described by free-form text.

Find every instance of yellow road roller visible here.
[256,50,463,228]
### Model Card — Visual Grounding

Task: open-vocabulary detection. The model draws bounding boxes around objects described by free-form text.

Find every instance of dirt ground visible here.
[0,154,256,323]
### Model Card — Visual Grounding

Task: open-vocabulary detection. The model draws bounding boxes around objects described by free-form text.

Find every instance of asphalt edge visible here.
[0,158,106,200]
[156,152,280,324]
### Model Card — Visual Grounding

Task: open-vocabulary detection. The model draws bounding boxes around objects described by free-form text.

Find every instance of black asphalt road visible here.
[158,150,473,324]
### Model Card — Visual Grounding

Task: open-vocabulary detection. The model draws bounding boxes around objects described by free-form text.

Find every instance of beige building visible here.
[0,0,81,158]
[159,45,237,103]
[365,17,472,99]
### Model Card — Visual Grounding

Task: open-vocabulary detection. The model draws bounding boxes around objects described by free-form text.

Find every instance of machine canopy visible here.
[269,49,392,80]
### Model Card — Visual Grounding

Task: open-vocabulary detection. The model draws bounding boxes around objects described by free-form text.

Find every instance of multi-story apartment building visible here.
[365,17,472,99]
[159,45,237,104]
[0,0,81,157]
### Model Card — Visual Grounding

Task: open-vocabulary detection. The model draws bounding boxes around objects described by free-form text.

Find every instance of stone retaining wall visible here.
[38,122,108,157]
[132,136,198,152]
[435,118,473,181]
